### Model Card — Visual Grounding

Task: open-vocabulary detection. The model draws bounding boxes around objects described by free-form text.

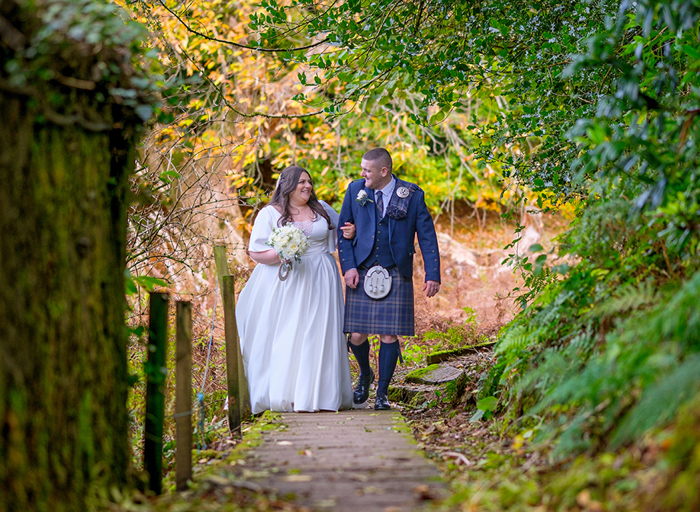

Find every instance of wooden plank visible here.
[222,275,241,432]
[144,292,169,495]
[242,411,449,511]
[175,301,192,491]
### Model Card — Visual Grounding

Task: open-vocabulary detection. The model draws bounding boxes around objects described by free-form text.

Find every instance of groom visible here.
[337,148,441,410]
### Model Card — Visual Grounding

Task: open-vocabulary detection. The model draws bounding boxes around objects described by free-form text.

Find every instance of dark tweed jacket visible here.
[337,177,440,283]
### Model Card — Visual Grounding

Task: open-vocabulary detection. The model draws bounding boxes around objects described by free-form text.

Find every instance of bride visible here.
[236,165,354,413]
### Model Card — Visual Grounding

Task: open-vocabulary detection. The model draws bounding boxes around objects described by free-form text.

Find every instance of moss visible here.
[223,411,284,464]
[426,340,496,365]
[404,364,441,383]
[387,385,430,407]
[409,392,430,408]
[390,419,412,434]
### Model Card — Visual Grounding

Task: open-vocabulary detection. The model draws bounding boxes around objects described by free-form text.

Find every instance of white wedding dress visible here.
[236,203,354,413]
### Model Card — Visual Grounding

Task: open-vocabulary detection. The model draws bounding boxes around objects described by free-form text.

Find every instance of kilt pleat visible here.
[343,267,414,336]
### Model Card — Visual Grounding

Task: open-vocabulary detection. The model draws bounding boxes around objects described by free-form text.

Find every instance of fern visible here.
[611,353,700,448]
[494,267,700,457]
[495,325,533,356]
[589,279,659,320]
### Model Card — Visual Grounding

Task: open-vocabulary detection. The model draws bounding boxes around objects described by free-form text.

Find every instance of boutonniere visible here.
[356,189,374,206]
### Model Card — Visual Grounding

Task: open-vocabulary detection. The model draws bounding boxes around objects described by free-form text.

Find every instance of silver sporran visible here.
[363,265,392,299]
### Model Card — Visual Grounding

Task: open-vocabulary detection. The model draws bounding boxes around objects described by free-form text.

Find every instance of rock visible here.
[404,364,464,385]
[388,386,430,406]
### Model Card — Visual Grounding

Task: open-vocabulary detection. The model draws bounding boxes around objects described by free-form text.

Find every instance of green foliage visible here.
[470,396,498,423]
[652,391,700,512]
[423,307,488,349]
[134,0,700,481]
[401,341,432,367]
[102,3,700,508]
[2,0,162,127]
[612,353,700,448]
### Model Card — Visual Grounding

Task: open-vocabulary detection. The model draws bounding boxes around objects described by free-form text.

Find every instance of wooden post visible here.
[175,301,192,491]
[222,275,241,432]
[213,245,228,290]
[144,292,169,495]
[213,245,251,418]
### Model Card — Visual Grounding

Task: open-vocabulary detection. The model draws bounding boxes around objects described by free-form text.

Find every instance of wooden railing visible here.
[142,245,249,494]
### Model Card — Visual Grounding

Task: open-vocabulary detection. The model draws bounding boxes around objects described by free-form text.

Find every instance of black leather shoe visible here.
[374,391,391,410]
[353,369,375,407]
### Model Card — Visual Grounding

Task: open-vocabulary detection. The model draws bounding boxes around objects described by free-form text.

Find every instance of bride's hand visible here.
[340,222,356,239]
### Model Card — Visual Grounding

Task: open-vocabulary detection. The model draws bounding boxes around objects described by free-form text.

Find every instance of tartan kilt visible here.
[343,267,414,336]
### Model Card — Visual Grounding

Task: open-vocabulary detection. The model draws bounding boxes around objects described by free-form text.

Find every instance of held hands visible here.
[344,268,360,289]
[340,222,356,239]
[424,280,440,298]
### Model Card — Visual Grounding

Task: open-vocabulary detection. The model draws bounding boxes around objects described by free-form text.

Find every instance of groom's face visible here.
[361,158,390,190]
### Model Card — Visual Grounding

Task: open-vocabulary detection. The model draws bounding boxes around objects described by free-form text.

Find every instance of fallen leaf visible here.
[282,475,312,482]
[576,489,591,507]
[414,484,438,500]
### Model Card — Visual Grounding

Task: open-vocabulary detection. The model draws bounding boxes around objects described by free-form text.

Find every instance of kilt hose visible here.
[343,267,415,336]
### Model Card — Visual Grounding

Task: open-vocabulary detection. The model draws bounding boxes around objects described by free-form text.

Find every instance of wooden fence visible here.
[142,246,249,493]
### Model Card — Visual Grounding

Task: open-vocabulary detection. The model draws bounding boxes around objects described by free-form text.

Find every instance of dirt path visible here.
[241,409,448,511]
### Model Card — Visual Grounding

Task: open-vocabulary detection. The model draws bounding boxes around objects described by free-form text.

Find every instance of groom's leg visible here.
[348,333,370,374]
[348,333,374,407]
[376,336,400,410]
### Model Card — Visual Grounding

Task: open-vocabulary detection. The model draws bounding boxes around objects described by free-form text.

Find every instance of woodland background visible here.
[1,0,699,511]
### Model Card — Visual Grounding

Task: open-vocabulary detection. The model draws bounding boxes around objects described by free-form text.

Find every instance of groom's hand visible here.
[424,280,440,298]
[345,268,359,289]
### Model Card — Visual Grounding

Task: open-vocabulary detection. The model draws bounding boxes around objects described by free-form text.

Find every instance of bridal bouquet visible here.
[266,224,310,281]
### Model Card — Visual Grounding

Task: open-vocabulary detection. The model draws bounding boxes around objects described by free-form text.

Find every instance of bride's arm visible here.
[320,201,352,248]
[247,207,281,264]
[249,249,280,265]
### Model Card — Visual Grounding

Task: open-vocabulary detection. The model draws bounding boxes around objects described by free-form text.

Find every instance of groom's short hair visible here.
[363,148,393,171]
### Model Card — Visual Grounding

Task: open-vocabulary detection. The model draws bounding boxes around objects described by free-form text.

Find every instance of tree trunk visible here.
[0,0,158,506]
[0,91,135,511]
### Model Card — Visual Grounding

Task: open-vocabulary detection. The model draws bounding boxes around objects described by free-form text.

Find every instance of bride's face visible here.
[289,172,313,206]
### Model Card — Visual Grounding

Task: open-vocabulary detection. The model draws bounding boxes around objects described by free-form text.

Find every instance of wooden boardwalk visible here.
[242,409,447,512]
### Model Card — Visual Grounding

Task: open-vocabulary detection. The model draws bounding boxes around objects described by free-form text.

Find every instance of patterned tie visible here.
[375,190,383,218]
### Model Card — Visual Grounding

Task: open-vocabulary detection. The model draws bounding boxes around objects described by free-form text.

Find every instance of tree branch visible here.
[157,0,328,53]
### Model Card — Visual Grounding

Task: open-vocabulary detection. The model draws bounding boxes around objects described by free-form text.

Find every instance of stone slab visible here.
[405,364,463,384]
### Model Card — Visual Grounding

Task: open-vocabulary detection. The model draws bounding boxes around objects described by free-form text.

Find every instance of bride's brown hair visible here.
[268,166,333,229]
